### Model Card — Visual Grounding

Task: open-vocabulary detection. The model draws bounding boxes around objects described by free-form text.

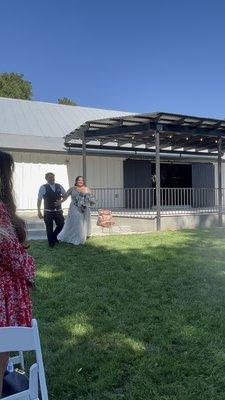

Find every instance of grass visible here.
[28,228,225,400]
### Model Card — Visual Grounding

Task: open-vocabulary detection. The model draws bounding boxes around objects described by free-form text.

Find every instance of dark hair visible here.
[74,176,85,186]
[0,150,27,244]
[45,172,55,179]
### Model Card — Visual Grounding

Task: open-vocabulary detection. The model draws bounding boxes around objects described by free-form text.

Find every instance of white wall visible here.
[67,154,124,188]
[12,151,225,211]
[11,151,124,210]
[68,155,124,209]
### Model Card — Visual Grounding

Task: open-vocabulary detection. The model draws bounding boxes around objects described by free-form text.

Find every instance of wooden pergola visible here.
[65,112,225,230]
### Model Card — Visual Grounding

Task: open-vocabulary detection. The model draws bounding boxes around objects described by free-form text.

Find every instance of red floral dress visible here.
[0,202,35,327]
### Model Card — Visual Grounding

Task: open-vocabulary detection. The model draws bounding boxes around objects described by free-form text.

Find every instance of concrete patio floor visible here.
[18,210,224,240]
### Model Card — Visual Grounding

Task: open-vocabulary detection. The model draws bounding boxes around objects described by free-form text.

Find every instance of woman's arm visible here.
[0,203,35,283]
[84,189,95,205]
[0,236,35,283]
[55,187,73,206]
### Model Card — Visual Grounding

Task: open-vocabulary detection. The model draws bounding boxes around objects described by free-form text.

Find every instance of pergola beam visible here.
[73,123,225,143]
[99,139,114,145]
[67,143,220,157]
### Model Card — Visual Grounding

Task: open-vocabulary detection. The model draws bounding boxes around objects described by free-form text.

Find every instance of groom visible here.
[37,172,67,247]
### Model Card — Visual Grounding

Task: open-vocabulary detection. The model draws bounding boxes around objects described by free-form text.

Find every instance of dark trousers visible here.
[44,211,64,245]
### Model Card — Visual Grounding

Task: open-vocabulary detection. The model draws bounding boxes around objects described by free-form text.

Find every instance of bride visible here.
[56,176,95,245]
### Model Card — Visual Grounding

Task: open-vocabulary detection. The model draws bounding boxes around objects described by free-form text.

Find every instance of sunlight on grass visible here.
[181,324,198,338]
[215,350,225,363]
[68,323,93,337]
[29,228,225,400]
[37,270,63,279]
[60,314,94,338]
[122,337,146,352]
[99,332,147,352]
[216,271,225,277]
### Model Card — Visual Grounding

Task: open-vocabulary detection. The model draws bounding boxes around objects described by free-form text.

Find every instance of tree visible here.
[58,97,77,106]
[0,72,32,100]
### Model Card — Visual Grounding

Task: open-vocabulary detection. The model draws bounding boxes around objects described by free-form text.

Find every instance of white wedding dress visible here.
[58,188,95,245]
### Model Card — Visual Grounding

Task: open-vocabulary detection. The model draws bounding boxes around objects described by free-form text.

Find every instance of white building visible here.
[0,97,224,211]
[0,97,132,210]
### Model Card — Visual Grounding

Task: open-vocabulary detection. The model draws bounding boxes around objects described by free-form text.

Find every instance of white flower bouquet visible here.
[74,193,95,212]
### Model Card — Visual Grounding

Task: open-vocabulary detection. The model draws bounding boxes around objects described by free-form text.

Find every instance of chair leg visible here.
[29,363,39,400]
[0,352,9,396]
[19,351,25,370]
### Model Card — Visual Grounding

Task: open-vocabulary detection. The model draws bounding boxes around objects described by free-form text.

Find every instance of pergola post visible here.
[155,125,161,231]
[82,131,87,182]
[217,136,223,227]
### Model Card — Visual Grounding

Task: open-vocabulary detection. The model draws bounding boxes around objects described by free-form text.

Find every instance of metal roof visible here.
[65,111,225,154]
[0,97,131,152]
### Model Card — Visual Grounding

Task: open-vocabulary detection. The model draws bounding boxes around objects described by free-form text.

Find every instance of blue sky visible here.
[1,0,225,117]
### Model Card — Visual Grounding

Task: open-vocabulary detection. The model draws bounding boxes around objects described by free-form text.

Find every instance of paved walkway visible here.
[18,211,153,240]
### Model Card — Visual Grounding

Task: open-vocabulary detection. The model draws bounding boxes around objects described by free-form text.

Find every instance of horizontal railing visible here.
[92,187,225,216]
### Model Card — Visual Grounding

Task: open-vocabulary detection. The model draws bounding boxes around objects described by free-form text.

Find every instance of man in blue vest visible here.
[37,172,67,247]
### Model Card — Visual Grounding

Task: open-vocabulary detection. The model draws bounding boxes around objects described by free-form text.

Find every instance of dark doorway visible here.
[192,163,215,207]
[123,160,215,209]
[151,163,192,207]
[151,163,192,188]
[123,159,152,209]
[124,159,152,188]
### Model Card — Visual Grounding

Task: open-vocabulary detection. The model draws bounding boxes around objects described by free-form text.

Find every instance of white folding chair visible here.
[9,352,25,370]
[0,319,48,400]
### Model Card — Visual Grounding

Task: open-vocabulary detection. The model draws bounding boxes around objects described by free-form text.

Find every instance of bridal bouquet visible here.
[74,192,95,211]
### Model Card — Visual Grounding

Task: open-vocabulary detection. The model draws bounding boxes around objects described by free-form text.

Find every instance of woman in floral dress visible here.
[0,150,35,395]
[57,176,95,245]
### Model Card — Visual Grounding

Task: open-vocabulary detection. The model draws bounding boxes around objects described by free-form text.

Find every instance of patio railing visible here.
[92,187,225,216]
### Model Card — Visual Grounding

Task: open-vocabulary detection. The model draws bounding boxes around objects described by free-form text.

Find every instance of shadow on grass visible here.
[29,228,225,400]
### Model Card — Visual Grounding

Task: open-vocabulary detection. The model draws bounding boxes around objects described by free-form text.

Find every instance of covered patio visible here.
[65,112,225,230]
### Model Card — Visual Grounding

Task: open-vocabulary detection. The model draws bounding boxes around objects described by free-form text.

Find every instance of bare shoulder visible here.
[84,186,91,193]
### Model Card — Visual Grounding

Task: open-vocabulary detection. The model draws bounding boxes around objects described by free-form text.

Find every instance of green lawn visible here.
[29,229,225,400]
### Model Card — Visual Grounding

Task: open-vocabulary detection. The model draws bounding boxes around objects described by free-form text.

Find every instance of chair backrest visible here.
[0,327,35,352]
[0,319,48,400]
[3,363,38,400]
[9,352,24,370]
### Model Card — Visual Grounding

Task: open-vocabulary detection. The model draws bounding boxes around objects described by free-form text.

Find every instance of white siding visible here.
[67,155,123,187]
[11,151,124,210]
[68,155,124,208]
[13,152,70,210]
